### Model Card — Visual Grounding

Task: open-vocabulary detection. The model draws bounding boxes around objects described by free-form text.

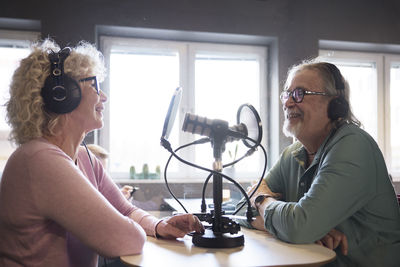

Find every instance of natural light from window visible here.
[109,52,180,175]
[194,55,260,174]
[103,38,267,180]
[0,47,30,171]
[335,63,378,141]
[390,64,400,172]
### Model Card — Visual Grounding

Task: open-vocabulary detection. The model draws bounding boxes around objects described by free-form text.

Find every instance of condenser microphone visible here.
[182,113,248,142]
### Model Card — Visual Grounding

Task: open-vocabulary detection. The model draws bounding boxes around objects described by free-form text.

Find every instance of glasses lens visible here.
[92,77,99,94]
[293,88,304,103]
[80,76,99,95]
[280,91,289,101]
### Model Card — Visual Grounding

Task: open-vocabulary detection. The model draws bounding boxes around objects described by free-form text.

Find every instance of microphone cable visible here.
[199,142,267,216]
[161,135,267,222]
[198,137,268,217]
[200,146,257,212]
[231,141,268,216]
[162,137,211,213]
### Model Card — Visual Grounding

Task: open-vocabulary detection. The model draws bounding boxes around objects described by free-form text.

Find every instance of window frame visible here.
[384,55,400,180]
[99,36,268,181]
[0,29,40,172]
[319,49,400,181]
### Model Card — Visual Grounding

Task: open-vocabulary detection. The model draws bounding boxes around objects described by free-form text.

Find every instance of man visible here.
[238,60,400,266]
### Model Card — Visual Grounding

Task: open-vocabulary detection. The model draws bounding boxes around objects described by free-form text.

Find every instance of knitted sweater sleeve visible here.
[30,146,146,258]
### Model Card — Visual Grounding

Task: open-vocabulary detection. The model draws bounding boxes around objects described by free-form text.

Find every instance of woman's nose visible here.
[100,89,108,103]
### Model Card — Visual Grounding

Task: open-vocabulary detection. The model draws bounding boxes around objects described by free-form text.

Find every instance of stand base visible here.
[192,228,244,248]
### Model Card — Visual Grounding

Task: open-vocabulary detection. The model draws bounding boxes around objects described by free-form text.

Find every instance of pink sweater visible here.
[0,138,160,267]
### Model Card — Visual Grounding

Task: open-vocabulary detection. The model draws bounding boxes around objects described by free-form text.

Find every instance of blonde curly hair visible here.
[6,38,106,145]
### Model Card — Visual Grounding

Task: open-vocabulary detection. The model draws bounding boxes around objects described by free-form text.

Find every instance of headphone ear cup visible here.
[41,74,81,114]
[328,96,349,121]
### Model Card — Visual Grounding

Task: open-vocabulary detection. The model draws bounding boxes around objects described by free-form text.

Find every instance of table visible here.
[120,212,336,267]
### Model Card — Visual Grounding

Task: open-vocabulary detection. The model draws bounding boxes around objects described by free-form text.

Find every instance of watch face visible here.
[255,194,266,204]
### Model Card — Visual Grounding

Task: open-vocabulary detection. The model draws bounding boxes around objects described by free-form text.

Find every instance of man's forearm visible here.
[250,196,277,230]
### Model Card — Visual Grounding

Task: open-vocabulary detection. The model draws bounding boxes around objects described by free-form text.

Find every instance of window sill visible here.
[113,177,257,184]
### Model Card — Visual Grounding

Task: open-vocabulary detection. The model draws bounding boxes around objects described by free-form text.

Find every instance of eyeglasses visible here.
[280,87,330,103]
[78,76,99,95]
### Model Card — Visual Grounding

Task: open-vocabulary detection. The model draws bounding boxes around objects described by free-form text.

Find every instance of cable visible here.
[200,147,257,212]
[82,140,94,169]
[161,134,267,222]
[232,142,268,216]
[198,139,268,217]
[162,137,210,213]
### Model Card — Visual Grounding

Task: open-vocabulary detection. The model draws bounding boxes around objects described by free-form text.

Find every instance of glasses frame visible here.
[280,87,330,103]
[78,76,99,95]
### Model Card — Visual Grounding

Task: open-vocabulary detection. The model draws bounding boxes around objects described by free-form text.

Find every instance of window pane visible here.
[335,63,378,141]
[390,64,400,172]
[104,38,267,181]
[194,54,261,176]
[0,47,30,171]
[109,51,180,175]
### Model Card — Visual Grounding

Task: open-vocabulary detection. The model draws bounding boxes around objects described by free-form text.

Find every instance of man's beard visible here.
[283,118,303,138]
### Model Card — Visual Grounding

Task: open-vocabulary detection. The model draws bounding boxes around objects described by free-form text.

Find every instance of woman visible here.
[0,39,203,267]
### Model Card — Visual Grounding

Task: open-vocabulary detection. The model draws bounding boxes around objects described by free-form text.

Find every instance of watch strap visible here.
[254,194,273,213]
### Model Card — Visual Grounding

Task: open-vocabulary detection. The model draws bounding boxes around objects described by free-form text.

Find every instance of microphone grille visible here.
[182,113,213,137]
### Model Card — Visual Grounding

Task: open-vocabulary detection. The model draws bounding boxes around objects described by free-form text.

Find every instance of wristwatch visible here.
[254,194,272,213]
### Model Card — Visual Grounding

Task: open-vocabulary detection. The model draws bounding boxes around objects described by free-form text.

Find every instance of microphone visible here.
[182,113,248,142]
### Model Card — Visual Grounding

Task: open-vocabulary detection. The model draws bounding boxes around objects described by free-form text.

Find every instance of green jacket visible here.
[237,123,400,266]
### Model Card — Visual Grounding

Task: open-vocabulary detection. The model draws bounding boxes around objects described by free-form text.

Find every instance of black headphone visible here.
[41,47,82,114]
[326,63,349,121]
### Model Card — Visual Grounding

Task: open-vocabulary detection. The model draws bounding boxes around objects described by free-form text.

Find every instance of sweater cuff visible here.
[263,200,281,237]
[129,208,161,237]
[154,219,164,238]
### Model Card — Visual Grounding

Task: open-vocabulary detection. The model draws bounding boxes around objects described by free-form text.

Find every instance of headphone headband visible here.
[325,62,349,121]
[325,63,345,91]
[41,47,82,114]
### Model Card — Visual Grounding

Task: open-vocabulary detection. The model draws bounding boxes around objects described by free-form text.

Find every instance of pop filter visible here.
[237,104,262,147]
[161,87,182,140]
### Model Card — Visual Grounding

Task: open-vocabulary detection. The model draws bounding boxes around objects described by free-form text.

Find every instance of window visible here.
[387,57,400,178]
[319,50,400,181]
[0,30,39,172]
[100,37,268,181]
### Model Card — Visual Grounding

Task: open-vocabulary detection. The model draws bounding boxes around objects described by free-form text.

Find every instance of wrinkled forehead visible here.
[285,68,325,91]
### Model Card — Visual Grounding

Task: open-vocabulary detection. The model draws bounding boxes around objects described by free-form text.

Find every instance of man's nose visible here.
[282,95,295,109]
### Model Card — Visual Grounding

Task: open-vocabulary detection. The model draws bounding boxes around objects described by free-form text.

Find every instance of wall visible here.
[1,0,400,197]
[2,0,400,151]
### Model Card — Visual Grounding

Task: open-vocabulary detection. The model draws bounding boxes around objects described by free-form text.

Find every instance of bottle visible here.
[129,166,136,179]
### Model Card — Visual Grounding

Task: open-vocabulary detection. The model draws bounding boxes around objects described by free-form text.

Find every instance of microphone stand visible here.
[192,125,244,248]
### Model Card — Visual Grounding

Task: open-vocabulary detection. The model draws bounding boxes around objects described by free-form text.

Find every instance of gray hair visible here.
[284,59,361,127]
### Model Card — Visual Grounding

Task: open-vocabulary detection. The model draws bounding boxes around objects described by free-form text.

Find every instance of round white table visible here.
[121,226,336,267]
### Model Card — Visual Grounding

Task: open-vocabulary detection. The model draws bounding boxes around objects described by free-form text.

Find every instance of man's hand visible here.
[155,214,204,239]
[247,179,282,200]
[315,229,348,255]
[250,215,267,231]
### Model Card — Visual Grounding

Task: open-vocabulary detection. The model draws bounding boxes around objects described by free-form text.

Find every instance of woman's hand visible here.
[155,214,204,239]
[120,185,134,199]
[315,229,348,255]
